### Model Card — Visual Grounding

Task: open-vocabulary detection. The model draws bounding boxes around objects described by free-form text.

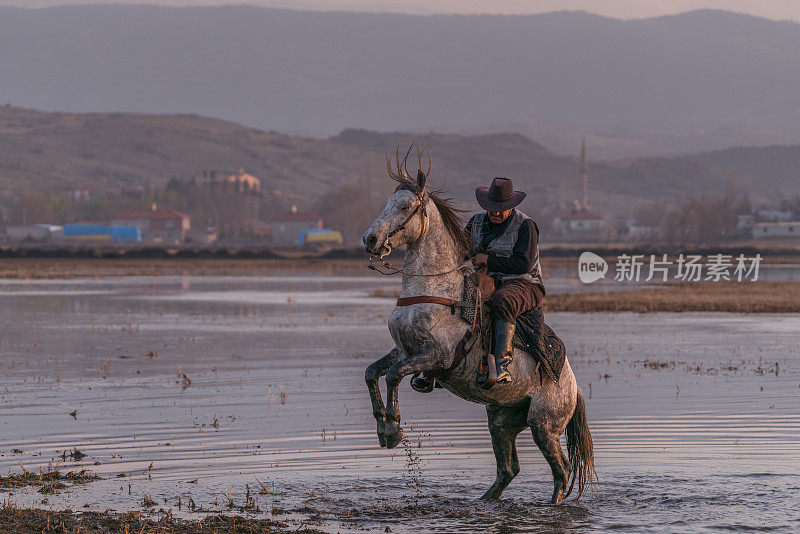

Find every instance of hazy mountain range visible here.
[2,6,800,157]
[2,106,799,218]
[1,1,799,22]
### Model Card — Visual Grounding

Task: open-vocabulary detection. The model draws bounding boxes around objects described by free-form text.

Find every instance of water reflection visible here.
[0,276,797,532]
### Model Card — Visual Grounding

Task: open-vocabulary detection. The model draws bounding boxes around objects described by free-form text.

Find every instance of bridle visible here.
[368,188,472,278]
[385,188,428,247]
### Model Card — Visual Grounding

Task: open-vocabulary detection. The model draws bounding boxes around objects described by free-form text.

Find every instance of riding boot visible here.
[493,320,515,384]
[410,373,436,393]
[477,320,515,390]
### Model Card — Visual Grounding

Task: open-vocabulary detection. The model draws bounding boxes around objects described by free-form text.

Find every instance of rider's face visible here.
[488,208,513,224]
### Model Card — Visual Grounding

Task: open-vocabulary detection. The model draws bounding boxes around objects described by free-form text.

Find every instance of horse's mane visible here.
[385,140,469,254]
[393,182,470,254]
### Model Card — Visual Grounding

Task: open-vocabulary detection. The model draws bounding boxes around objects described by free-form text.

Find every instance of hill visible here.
[0,106,371,206]
[680,145,800,198]
[2,6,800,156]
[2,106,796,221]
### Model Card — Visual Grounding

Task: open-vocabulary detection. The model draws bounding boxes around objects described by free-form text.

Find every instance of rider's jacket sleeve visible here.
[486,219,538,275]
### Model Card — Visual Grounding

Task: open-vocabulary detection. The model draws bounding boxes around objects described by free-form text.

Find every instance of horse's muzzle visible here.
[363,232,391,256]
[364,233,378,251]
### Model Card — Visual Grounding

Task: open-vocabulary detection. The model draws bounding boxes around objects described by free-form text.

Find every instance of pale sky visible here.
[1,0,800,22]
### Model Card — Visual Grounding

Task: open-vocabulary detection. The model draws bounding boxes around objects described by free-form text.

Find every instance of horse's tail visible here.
[564,388,597,499]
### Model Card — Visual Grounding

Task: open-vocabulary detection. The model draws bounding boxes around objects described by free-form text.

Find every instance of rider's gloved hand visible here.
[473,253,488,267]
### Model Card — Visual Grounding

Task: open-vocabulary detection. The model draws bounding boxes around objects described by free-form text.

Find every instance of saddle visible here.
[428,268,566,386]
[460,267,496,326]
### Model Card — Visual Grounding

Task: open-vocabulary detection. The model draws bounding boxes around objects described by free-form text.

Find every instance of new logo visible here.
[578,252,608,284]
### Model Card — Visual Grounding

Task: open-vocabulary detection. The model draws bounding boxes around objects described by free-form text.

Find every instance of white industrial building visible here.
[753,221,800,239]
[4,224,62,243]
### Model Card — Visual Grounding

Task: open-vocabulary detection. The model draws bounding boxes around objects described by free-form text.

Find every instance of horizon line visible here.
[0,3,798,25]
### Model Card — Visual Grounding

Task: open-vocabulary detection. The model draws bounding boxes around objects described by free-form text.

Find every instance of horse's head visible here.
[363,169,428,257]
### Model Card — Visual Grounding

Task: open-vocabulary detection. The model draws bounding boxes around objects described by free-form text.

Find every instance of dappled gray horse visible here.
[362,153,595,504]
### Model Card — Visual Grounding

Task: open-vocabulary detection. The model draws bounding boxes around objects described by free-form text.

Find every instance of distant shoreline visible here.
[3,243,800,261]
[0,257,373,279]
[0,253,797,281]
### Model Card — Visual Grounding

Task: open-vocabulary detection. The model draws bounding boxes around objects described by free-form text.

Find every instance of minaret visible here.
[580,137,589,210]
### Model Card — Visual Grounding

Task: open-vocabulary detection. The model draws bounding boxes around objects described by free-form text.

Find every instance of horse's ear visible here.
[416,170,427,191]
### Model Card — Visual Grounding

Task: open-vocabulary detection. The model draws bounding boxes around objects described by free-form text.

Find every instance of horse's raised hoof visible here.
[375,418,387,447]
[383,427,403,449]
[410,373,435,393]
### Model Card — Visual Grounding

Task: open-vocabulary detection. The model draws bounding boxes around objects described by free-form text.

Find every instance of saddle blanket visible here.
[514,306,566,383]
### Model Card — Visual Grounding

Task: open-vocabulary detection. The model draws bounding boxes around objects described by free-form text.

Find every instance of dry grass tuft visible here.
[0,463,97,493]
[545,281,800,313]
[0,503,326,533]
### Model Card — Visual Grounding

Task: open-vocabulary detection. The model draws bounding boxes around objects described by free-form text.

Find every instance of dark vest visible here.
[469,210,543,286]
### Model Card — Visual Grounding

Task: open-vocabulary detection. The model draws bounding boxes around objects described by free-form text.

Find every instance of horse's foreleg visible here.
[480,404,529,501]
[365,347,402,448]
[382,343,442,449]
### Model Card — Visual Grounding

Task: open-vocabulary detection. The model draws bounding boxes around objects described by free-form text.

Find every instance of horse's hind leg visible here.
[528,394,575,505]
[531,429,570,504]
[365,347,402,448]
[480,404,529,501]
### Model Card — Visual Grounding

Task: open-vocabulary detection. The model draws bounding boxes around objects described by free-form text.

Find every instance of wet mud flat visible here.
[0,275,798,532]
[0,257,371,280]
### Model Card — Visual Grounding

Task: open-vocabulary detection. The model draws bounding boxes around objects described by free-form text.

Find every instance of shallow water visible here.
[0,275,798,533]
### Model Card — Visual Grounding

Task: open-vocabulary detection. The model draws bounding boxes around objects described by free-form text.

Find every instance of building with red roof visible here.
[112,204,190,244]
[551,204,605,241]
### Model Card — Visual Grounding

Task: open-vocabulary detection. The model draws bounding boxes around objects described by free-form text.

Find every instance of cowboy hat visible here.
[475,177,526,212]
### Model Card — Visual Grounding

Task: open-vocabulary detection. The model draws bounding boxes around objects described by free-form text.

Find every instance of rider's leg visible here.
[482,280,540,386]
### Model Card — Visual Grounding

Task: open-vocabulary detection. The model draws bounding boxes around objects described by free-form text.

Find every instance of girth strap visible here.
[396,296,462,307]
[396,296,463,315]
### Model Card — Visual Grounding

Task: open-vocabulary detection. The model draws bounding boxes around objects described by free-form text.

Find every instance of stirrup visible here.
[476,354,488,386]
[478,353,499,390]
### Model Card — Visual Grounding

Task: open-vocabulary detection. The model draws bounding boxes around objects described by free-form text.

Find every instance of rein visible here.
[368,255,472,277]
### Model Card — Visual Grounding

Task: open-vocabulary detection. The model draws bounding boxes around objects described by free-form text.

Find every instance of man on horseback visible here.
[470,177,545,386]
[411,176,545,391]
[364,156,595,503]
